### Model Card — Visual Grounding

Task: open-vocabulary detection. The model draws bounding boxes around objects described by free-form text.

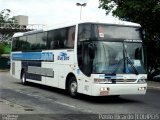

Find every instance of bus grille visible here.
[113,79,136,83]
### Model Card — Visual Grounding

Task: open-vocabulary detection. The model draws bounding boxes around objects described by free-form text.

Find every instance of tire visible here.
[21,71,27,85]
[68,77,78,98]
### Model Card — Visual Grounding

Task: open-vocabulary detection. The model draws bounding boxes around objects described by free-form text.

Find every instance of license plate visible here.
[100,91,109,96]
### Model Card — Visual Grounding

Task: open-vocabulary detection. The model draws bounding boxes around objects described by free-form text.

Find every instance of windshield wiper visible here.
[125,57,139,75]
[112,57,139,75]
[123,43,139,75]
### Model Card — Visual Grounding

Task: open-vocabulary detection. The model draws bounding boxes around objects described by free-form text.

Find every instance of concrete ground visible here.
[0,71,160,120]
[0,78,159,114]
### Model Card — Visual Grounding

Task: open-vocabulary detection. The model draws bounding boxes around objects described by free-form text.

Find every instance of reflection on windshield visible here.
[93,42,124,74]
[77,41,146,76]
[93,42,146,74]
[124,43,146,74]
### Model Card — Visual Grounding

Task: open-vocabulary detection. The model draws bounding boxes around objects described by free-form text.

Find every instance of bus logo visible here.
[58,52,69,60]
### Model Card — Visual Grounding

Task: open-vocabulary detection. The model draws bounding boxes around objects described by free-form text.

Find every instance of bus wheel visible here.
[68,77,78,98]
[21,71,27,85]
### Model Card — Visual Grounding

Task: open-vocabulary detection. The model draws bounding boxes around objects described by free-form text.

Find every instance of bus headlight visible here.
[94,78,111,84]
[138,87,147,91]
[137,78,146,83]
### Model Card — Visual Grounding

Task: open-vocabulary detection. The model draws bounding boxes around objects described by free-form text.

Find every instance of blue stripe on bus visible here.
[99,74,123,79]
[12,52,54,61]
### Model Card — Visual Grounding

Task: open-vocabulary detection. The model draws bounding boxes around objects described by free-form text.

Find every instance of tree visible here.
[99,0,160,76]
[0,9,18,55]
[0,43,5,55]
[0,9,17,24]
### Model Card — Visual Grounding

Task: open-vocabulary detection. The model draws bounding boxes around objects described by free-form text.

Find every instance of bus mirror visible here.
[140,28,145,39]
[88,43,95,60]
[142,29,145,39]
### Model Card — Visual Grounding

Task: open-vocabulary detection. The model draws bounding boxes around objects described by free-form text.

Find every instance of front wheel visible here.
[68,77,78,98]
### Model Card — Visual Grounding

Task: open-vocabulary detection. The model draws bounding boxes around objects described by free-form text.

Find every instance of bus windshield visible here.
[77,23,146,76]
[92,42,146,74]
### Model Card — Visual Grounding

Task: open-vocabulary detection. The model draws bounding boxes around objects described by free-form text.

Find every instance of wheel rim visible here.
[22,74,25,83]
[70,81,77,95]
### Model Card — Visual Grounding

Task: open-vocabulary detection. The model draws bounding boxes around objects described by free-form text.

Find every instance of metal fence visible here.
[0,23,47,42]
[0,23,46,30]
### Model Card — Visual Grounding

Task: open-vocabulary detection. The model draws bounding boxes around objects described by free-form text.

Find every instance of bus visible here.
[10,20,147,97]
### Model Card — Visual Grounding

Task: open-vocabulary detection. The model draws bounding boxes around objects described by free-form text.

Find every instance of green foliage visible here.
[99,0,160,76]
[0,43,4,54]
[4,44,11,54]
[0,9,18,42]
[0,43,5,54]
[0,9,17,24]
[99,0,160,32]
[0,43,11,55]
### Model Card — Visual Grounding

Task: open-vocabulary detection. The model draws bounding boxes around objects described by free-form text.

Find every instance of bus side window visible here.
[78,24,91,41]
[19,36,27,51]
[36,32,47,50]
[27,34,37,50]
[47,30,54,49]
[47,26,75,50]
[66,26,75,48]
[12,37,19,51]
[53,30,62,49]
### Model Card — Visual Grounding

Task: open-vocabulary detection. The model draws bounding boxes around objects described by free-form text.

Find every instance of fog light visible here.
[100,87,110,91]
[138,87,146,91]
[100,87,104,91]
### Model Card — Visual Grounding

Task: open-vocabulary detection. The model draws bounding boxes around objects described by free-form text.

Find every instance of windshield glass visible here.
[124,42,146,74]
[96,24,142,40]
[77,23,146,76]
[93,42,146,74]
[93,42,124,74]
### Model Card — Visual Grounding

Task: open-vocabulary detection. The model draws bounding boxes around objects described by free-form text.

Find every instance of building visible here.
[14,15,28,27]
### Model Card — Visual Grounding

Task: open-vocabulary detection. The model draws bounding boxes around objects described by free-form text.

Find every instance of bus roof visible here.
[13,19,141,37]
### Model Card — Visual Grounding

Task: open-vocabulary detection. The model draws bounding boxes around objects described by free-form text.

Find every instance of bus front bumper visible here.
[91,83,147,96]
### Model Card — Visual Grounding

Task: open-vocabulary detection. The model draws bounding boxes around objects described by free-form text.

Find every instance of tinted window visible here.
[95,25,142,40]
[12,26,75,51]
[36,32,47,50]
[66,26,75,48]
[47,30,59,49]
[47,26,75,49]
[78,24,91,41]
[27,34,37,50]
[12,37,19,51]
[20,36,29,50]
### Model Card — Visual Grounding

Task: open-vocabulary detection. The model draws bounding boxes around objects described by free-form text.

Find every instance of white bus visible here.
[10,20,147,97]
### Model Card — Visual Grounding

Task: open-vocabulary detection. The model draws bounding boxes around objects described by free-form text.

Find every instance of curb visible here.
[147,86,160,90]
[0,70,9,72]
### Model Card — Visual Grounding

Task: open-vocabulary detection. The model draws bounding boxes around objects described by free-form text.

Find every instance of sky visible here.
[0,0,118,26]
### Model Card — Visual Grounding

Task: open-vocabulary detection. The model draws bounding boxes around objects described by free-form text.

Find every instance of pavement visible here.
[0,71,160,117]
[0,69,10,72]
[0,98,28,114]
[147,80,160,90]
